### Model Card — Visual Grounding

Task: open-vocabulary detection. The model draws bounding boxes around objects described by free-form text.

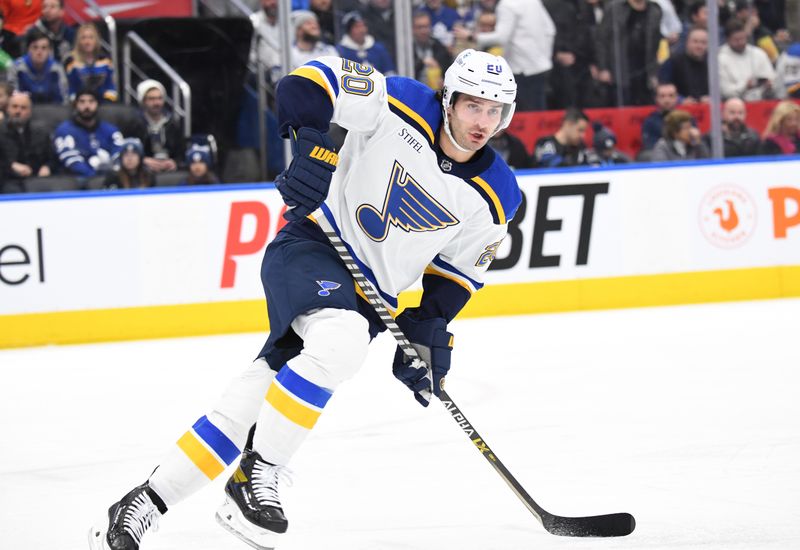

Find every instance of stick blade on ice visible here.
[543,511,635,537]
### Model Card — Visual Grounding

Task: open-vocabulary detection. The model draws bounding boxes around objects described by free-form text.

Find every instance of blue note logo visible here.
[316,280,341,296]
[356,161,459,242]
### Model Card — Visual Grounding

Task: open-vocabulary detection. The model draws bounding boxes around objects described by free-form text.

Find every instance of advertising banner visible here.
[1,158,799,347]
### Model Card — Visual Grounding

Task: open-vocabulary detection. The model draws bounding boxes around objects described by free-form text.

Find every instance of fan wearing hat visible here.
[590,122,630,166]
[336,10,395,76]
[133,79,184,174]
[180,143,219,186]
[104,137,155,189]
[289,10,337,70]
[53,87,124,177]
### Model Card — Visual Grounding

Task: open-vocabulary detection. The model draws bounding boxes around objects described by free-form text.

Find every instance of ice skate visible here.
[88,481,165,550]
[215,450,291,550]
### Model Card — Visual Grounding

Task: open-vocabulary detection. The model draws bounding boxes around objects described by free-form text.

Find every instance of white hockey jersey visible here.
[284,57,521,314]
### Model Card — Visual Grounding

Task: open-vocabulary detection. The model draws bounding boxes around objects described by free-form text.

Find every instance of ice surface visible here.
[1,298,799,550]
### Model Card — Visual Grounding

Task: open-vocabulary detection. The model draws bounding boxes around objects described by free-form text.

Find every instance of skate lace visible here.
[252,460,293,508]
[122,492,161,544]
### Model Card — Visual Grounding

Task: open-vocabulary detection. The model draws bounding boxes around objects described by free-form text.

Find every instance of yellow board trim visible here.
[388,95,435,144]
[1,266,799,349]
[471,176,506,225]
[290,66,336,105]
[176,431,225,480]
[265,382,321,429]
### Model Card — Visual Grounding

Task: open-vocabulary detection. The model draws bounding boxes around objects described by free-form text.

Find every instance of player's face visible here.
[448,95,504,151]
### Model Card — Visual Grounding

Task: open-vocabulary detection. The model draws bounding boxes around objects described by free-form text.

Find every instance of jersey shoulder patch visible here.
[385,76,441,146]
[465,156,521,225]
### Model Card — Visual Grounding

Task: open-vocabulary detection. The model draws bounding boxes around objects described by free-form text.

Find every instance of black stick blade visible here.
[543,512,636,537]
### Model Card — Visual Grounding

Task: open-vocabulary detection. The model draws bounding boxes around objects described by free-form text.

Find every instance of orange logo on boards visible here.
[699,185,757,248]
[713,199,739,232]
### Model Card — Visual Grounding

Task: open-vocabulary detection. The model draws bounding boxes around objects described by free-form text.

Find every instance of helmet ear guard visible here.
[441,49,517,151]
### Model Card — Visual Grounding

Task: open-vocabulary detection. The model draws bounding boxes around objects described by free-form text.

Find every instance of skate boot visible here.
[88,481,166,550]
[216,450,292,550]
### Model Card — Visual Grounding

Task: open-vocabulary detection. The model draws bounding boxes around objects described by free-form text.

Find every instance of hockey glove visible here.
[276,127,338,221]
[392,312,453,407]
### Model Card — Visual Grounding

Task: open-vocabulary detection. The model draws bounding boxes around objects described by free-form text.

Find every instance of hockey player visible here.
[89,49,520,550]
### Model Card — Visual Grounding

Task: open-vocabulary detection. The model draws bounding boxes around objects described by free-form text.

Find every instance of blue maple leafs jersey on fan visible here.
[278,56,522,316]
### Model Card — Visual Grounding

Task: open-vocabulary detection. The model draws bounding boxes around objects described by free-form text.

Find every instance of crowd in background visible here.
[0,0,799,193]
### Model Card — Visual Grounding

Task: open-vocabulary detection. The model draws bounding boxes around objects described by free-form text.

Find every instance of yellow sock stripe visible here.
[265,381,322,429]
[176,431,225,480]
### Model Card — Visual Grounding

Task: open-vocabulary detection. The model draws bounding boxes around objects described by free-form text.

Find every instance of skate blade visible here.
[215,498,281,550]
[87,522,109,550]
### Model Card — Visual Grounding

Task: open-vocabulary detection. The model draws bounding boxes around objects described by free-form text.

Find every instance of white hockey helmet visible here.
[441,49,517,150]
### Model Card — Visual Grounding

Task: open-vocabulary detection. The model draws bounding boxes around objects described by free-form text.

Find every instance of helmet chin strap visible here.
[442,109,472,153]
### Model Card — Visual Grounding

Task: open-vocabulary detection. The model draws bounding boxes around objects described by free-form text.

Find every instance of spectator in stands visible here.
[641,82,679,151]
[0,80,11,121]
[718,19,776,100]
[290,10,337,70]
[759,100,800,155]
[651,109,710,161]
[53,88,123,177]
[362,0,396,63]
[309,0,334,46]
[591,122,631,165]
[595,0,664,106]
[250,0,281,84]
[104,137,154,189]
[411,10,451,90]
[337,11,395,76]
[24,0,74,63]
[489,128,532,169]
[754,0,787,37]
[64,22,118,102]
[13,31,68,104]
[774,42,800,98]
[455,0,555,112]
[543,0,598,109]
[732,0,778,62]
[659,26,710,103]
[652,0,683,47]
[0,8,17,83]
[533,108,592,168]
[181,144,219,185]
[0,91,53,192]
[134,79,184,174]
[420,0,460,49]
[703,97,761,156]
[0,0,40,55]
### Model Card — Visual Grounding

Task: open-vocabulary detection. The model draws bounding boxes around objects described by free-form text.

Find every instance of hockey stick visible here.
[313,210,635,537]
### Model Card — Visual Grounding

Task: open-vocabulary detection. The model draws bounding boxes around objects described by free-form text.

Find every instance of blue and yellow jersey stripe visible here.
[386,77,441,147]
[467,158,522,226]
[426,256,484,294]
[289,60,339,106]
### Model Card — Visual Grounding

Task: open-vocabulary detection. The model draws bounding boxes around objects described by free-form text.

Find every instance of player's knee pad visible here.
[290,308,370,389]
[211,357,276,446]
